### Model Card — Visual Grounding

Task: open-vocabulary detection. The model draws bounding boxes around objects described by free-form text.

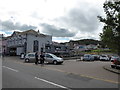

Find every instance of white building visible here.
[7,29,52,55]
[0,34,3,56]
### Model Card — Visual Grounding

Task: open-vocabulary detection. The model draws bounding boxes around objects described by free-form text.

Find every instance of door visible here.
[28,54,35,61]
[45,54,53,63]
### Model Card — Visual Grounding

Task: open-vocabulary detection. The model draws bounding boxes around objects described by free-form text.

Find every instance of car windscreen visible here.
[117,58,120,61]
[45,54,53,58]
[102,56,106,57]
[28,54,35,57]
[49,54,58,58]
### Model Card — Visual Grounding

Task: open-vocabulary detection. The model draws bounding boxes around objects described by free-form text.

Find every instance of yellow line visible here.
[11,60,120,84]
[43,67,120,84]
[80,75,119,84]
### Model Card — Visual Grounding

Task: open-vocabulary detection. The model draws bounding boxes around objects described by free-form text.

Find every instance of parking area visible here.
[3,56,119,84]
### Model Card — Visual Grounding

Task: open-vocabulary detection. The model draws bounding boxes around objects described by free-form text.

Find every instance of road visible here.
[2,56,119,89]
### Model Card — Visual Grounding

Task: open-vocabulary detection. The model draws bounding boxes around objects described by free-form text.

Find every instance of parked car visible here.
[25,53,64,65]
[100,55,109,61]
[83,54,94,61]
[24,53,36,62]
[110,56,119,62]
[111,57,120,69]
[44,53,64,64]
[92,55,100,60]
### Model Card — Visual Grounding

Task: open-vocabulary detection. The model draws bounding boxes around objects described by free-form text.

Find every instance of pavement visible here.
[103,65,120,74]
[66,59,120,75]
[70,58,120,75]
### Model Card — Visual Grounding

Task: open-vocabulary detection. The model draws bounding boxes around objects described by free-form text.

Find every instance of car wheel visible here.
[53,60,57,65]
[111,65,115,68]
[25,59,29,63]
[38,60,41,64]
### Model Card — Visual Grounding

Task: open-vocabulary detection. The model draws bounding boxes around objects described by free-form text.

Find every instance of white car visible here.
[100,55,109,61]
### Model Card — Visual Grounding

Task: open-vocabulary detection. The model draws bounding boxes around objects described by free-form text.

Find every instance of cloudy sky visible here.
[0,0,106,42]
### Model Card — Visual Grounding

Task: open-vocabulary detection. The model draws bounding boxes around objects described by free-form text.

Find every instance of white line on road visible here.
[2,66,19,72]
[35,77,71,90]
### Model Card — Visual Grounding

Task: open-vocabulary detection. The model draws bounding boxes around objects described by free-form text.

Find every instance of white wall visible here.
[16,47,23,55]
[26,34,52,53]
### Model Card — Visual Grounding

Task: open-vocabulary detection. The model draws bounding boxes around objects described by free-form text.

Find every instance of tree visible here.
[98,0,120,56]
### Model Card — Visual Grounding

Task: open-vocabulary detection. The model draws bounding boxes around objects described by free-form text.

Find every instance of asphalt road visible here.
[2,57,119,89]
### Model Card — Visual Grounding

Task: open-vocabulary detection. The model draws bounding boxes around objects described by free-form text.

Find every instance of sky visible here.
[0,0,106,43]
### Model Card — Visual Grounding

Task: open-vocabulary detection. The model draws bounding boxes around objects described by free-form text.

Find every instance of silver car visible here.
[83,54,94,61]
[24,53,36,62]
[25,53,64,64]
[45,53,64,64]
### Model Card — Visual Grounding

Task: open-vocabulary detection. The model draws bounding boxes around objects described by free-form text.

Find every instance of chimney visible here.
[37,30,40,33]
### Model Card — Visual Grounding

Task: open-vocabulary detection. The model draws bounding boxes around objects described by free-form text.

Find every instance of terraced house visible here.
[7,29,52,55]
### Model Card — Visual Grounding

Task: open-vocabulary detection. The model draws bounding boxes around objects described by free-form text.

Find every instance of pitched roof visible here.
[11,29,49,37]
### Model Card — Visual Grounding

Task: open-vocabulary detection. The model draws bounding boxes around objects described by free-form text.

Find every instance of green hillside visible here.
[68,39,101,45]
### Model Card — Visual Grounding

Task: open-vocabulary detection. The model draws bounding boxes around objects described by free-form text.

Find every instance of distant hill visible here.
[61,39,101,45]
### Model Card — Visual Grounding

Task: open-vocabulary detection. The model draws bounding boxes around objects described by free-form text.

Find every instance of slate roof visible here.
[11,29,49,37]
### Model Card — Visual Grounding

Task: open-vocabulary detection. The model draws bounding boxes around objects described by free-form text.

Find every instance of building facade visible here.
[7,29,52,55]
[0,34,3,56]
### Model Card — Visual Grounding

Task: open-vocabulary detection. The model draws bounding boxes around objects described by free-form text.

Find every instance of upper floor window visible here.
[33,40,39,52]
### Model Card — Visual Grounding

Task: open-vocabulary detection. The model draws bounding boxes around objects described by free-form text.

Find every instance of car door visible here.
[84,55,89,60]
[28,54,35,61]
[45,54,54,63]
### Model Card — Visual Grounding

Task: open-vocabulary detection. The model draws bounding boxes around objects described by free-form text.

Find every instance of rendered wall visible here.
[0,34,2,89]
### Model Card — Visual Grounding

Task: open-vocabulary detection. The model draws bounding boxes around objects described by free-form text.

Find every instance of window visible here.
[45,54,53,58]
[28,54,35,57]
[33,40,39,52]
[24,42,27,53]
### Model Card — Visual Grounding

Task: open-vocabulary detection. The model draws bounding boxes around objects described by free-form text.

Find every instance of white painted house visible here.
[7,29,52,55]
[0,34,3,56]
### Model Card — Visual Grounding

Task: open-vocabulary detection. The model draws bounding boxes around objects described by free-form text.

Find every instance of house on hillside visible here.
[45,42,70,56]
[86,44,98,50]
[7,29,52,55]
[74,45,87,51]
[74,44,98,51]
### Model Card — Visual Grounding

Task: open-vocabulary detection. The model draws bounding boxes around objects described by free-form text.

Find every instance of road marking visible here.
[35,77,71,90]
[80,75,120,84]
[2,66,19,72]
[43,67,120,84]
[5,60,119,84]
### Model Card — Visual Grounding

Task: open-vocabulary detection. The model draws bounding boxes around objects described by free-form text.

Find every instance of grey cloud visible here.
[0,20,37,31]
[69,8,100,32]
[40,23,75,37]
[55,4,102,34]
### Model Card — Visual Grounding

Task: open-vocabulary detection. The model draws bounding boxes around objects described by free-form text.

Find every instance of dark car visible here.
[92,55,100,60]
[111,57,120,69]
